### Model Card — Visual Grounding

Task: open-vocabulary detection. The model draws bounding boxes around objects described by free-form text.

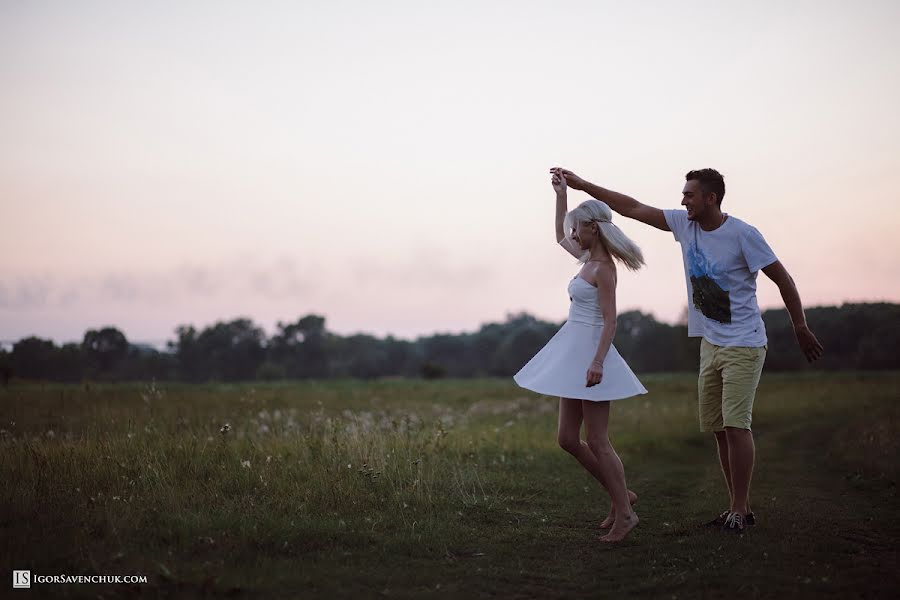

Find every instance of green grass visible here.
[1,373,897,598]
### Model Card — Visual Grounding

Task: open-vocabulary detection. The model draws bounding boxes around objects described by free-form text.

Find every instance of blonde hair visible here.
[563,199,645,271]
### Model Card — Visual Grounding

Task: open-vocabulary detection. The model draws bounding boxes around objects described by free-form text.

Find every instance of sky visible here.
[2,0,899,348]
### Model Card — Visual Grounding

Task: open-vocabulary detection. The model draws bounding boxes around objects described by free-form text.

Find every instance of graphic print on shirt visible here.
[686,241,732,324]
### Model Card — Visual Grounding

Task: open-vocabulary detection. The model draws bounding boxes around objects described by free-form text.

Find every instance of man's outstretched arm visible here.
[761,260,825,362]
[551,167,670,231]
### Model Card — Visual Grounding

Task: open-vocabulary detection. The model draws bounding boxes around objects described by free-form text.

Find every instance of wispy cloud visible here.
[0,251,498,312]
[0,255,320,310]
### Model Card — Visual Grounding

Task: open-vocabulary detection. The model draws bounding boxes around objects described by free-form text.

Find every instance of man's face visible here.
[681,179,713,221]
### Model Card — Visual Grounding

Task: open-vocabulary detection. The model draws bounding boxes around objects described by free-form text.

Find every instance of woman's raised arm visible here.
[553,170,582,258]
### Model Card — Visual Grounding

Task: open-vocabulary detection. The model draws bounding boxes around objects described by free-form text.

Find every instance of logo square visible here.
[13,571,31,589]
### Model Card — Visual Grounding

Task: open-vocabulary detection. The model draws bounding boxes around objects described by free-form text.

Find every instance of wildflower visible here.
[266,455,272,464]
[46,430,56,438]
[220,423,231,435]
[241,459,251,469]
[257,424,270,435]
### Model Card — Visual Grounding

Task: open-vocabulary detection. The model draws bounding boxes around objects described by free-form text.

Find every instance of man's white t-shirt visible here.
[663,209,778,347]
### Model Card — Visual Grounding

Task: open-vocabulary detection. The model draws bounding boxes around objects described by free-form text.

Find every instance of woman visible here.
[513,168,648,543]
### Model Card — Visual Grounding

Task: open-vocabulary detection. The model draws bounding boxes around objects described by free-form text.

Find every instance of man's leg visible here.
[698,339,729,512]
[714,430,734,508]
[725,426,754,515]
[720,345,767,518]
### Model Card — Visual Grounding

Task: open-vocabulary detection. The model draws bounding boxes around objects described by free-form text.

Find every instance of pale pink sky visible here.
[2,1,899,347]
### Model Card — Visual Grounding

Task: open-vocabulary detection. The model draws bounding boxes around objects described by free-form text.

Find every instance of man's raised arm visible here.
[551,167,670,231]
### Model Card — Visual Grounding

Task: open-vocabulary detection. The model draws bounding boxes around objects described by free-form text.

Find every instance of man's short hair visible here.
[686,168,726,205]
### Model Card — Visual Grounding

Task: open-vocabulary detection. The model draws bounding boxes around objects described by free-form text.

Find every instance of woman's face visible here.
[571,220,597,250]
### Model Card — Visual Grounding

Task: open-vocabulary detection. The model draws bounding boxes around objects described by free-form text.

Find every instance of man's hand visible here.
[794,324,824,362]
[551,170,567,196]
[761,261,825,363]
[551,167,586,191]
[586,361,604,387]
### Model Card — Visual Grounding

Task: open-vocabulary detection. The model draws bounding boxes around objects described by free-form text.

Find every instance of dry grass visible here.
[1,373,897,598]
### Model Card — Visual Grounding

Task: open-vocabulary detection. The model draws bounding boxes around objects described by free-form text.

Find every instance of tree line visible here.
[2,303,897,384]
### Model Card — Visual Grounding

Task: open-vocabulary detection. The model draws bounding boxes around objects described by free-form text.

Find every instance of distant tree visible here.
[331,334,390,378]
[420,333,474,377]
[196,318,267,381]
[168,319,266,382]
[382,335,419,377]
[470,321,508,376]
[269,314,330,378]
[11,337,59,381]
[116,345,178,381]
[615,310,698,372]
[256,361,287,381]
[170,325,202,382]
[421,361,446,379]
[56,343,89,382]
[763,303,900,371]
[4,302,898,382]
[492,314,560,375]
[0,349,12,385]
[82,327,129,375]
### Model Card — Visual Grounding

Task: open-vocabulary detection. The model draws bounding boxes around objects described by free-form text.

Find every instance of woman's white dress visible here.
[513,274,648,401]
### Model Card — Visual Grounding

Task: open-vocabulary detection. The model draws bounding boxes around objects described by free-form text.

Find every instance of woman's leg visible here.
[599,490,638,529]
[582,400,638,542]
[558,398,636,527]
[557,397,609,485]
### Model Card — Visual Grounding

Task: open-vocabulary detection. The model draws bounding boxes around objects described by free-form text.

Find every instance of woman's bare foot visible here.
[599,489,638,529]
[599,512,639,543]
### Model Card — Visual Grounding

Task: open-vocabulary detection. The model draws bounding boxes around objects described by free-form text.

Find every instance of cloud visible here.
[0,255,320,310]
[0,277,54,308]
[349,249,494,291]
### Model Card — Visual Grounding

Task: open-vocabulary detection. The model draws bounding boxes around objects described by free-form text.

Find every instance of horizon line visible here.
[2,299,896,351]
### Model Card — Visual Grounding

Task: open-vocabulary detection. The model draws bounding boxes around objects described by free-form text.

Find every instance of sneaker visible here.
[722,511,746,534]
[705,510,756,527]
[704,510,731,527]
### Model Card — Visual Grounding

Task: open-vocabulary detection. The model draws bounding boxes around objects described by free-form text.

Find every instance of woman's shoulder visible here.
[586,258,617,282]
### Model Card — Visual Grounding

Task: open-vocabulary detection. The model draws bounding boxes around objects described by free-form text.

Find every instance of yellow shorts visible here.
[698,338,767,432]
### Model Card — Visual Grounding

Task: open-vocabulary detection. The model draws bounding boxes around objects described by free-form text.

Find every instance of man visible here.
[551,167,824,533]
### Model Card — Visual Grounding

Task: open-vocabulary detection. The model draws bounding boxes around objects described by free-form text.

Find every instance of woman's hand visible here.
[586,361,604,387]
[551,167,585,191]
[551,169,568,196]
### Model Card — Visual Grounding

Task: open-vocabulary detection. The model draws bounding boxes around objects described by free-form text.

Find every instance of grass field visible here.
[2,372,898,599]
